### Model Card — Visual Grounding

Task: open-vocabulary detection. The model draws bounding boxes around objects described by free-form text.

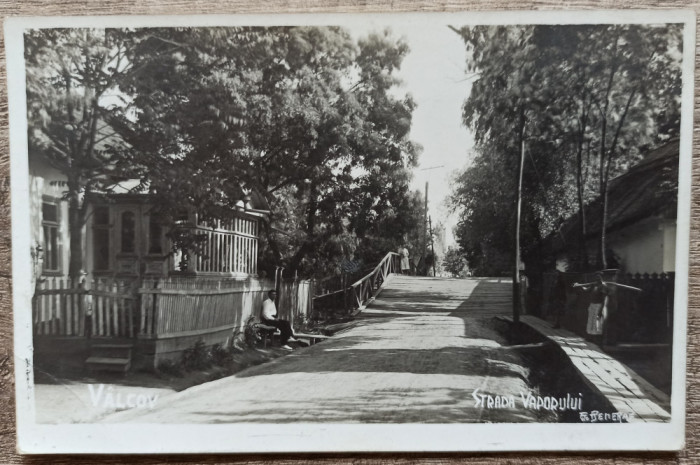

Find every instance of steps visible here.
[85,343,132,373]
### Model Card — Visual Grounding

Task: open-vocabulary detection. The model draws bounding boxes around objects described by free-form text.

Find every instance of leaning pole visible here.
[513,110,526,325]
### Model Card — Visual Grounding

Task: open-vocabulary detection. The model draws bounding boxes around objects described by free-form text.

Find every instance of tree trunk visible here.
[574,107,590,270]
[287,182,318,275]
[513,106,526,325]
[599,88,637,271]
[261,219,282,265]
[67,175,87,279]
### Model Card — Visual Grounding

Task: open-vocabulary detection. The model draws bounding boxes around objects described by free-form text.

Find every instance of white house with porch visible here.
[28,148,285,370]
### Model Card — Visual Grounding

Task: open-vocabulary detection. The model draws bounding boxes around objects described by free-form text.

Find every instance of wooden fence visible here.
[33,277,137,337]
[313,252,400,316]
[277,278,314,325]
[350,252,400,310]
[312,265,374,314]
[535,270,674,344]
[34,274,316,343]
[138,276,269,338]
[137,276,314,338]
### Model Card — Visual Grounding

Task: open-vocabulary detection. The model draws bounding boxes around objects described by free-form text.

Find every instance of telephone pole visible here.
[418,165,444,276]
[429,215,436,277]
[423,181,428,273]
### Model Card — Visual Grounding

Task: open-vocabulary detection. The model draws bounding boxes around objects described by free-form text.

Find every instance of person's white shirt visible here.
[261,298,276,320]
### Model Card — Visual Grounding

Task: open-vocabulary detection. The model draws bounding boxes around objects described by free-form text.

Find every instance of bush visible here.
[156,358,184,377]
[244,316,263,347]
[210,343,233,366]
[181,339,211,371]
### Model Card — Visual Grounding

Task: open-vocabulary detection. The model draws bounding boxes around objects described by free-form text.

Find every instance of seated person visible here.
[261,290,297,350]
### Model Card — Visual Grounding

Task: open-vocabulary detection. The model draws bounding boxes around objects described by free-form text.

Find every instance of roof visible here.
[549,139,679,252]
[100,179,271,214]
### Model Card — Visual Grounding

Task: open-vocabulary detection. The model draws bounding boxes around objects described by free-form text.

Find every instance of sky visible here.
[352,22,476,248]
[394,24,475,248]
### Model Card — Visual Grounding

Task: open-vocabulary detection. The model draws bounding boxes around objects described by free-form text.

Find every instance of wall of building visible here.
[662,220,677,273]
[606,217,676,274]
[28,155,76,281]
[86,201,168,281]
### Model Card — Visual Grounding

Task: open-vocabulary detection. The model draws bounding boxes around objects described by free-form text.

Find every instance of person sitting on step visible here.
[261,289,298,350]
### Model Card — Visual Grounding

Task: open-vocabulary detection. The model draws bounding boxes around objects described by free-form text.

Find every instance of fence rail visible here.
[349,252,400,310]
[312,252,400,316]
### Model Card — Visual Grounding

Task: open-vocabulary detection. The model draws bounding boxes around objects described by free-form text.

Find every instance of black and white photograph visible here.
[6,10,695,453]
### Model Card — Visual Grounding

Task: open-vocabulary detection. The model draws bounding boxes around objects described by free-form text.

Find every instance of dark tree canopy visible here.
[450,24,682,274]
[26,26,423,279]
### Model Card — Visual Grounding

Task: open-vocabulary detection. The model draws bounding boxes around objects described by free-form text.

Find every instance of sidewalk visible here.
[502,315,671,423]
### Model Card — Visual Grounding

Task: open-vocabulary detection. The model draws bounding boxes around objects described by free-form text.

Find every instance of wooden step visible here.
[91,343,133,349]
[85,356,131,373]
[90,344,132,359]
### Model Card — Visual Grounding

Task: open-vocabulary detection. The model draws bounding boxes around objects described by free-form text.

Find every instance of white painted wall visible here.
[28,155,73,280]
[606,217,676,274]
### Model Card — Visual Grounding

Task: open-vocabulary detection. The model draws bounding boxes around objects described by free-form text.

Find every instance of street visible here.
[102,276,556,424]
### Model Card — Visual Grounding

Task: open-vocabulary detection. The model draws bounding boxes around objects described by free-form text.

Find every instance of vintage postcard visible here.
[6,10,695,453]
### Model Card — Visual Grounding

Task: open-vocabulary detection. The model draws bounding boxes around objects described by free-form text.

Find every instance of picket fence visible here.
[33,277,136,337]
[33,275,315,340]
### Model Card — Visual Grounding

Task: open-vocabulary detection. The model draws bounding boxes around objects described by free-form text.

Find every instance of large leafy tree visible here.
[25,28,137,278]
[117,27,420,278]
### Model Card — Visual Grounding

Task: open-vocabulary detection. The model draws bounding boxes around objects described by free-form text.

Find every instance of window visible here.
[92,206,110,271]
[41,201,60,273]
[148,215,163,255]
[121,211,136,254]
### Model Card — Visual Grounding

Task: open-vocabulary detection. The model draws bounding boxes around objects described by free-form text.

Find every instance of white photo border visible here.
[6,9,695,454]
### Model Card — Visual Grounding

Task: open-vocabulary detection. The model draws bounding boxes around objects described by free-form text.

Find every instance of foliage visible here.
[442,246,470,278]
[27,26,423,280]
[181,339,211,370]
[243,315,264,347]
[156,358,184,377]
[117,27,422,279]
[450,24,683,273]
[209,343,233,366]
[25,28,138,278]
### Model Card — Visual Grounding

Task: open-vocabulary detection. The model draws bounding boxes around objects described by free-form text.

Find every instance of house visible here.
[546,139,679,275]
[28,145,289,370]
[534,139,679,345]
[30,153,270,284]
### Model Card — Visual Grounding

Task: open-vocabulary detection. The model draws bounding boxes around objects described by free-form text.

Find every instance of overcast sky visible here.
[380,23,475,248]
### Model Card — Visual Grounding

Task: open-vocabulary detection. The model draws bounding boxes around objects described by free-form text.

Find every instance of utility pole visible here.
[513,107,526,325]
[418,165,443,277]
[429,215,436,277]
[423,181,428,274]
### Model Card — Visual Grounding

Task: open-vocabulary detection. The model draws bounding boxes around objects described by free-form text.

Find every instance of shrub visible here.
[244,316,263,347]
[181,339,211,371]
[210,343,233,366]
[156,358,184,377]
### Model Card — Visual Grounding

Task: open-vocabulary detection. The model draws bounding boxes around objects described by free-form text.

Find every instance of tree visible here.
[117,27,420,278]
[450,24,682,275]
[442,246,469,278]
[25,29,136,278]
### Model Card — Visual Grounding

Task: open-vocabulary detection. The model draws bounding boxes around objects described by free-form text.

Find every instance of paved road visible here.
[103,276,553,423]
